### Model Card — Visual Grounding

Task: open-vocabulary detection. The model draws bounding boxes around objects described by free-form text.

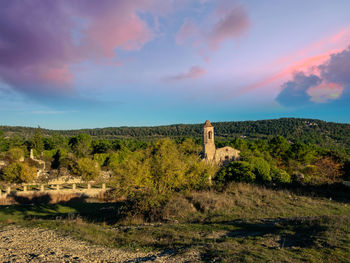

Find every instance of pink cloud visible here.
[231,27,350,99]
[166,66,207,81]
[276,45,350,107]
[175,1,250,52]
[207,4,250,50]
[175,19,198,45]
[0,0,163,97]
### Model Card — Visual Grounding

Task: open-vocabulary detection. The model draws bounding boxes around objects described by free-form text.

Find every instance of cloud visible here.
[276,73,321,107]
[0,0,161,98]
[228,27,350,101]
[307,82,344,103]
[276,46,350,107]
[319,46,350,85]
[175,0,249,51]
[166,66,207,81]
[207,4,249,50]
[175,19,198,45]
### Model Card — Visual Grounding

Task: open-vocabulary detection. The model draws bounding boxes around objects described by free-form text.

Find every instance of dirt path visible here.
[0,225,200,262]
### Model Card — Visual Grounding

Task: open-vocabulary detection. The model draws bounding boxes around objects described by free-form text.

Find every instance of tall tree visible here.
[69,133,92,157]
[33,126,44,155]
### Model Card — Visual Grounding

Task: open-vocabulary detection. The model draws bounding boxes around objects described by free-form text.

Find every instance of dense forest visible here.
[1,118,350,149]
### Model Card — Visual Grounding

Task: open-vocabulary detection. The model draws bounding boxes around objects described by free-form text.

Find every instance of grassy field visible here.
[0,183,349,262]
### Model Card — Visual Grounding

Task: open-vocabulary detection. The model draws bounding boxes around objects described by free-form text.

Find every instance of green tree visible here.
[51,148,67,169]
[269,136,290,159]
[0,131,8,152]
[93,153,109,166]
[43,134,67,150]
[8,135,24,148]
[111,138,214,218]
[74,158,100,181]
[216,161,256,185]
[92,139,112,154]
[69,134,92,157]
[271,167,291,183]
[288,143,316,164]
[250,157,271,182]
[33,126,44,154]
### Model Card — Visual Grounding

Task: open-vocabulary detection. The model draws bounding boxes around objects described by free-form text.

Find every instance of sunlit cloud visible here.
[232,27,350,99]
[276,45,350,107]
[307,82,344,103]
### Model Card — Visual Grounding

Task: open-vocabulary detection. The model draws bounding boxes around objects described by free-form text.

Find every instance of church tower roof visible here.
[204,120,213,128]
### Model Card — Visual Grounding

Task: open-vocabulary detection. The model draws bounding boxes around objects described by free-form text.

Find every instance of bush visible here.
[120,190,169,222]
[73,158,100,181]
[250,157,271,182]
[216,161,256,186]
[2,162,36,183]
[271,167,291,183]
[7,147,25,162]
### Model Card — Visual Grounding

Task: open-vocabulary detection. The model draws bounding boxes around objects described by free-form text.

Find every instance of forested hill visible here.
[1,118,350,148]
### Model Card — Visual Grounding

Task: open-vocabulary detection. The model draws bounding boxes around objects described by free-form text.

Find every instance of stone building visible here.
[203,120,240,164]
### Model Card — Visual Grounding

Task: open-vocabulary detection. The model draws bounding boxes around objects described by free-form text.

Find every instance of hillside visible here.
[1,118,350,148]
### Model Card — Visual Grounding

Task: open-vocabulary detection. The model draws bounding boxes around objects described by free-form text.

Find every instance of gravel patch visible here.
[0,225,201,262]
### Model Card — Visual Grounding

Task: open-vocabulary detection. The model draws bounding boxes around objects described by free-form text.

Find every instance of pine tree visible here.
[33,126,44,155]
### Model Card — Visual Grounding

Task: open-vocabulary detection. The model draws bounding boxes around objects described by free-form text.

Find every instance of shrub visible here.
[271,167,291,183]
[2,162,36,183]
[73,158,101,181]
[120,190,169,222]
[216,161,256,186]
[7,147,25,162]
[250,157,272,182]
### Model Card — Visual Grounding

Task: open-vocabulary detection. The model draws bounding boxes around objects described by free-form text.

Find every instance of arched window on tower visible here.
[208,131,212,140]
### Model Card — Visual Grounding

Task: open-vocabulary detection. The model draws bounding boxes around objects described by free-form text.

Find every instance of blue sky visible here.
[1,0,350,129]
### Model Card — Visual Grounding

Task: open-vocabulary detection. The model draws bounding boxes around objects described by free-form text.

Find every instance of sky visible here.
[1,0,350,129]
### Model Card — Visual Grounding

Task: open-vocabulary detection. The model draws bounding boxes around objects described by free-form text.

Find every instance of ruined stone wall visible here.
[214,146,240,164]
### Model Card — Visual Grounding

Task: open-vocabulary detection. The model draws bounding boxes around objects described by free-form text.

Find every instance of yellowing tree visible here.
[2,162,36,183]
[74,158,100,181]
[7,147,25,162]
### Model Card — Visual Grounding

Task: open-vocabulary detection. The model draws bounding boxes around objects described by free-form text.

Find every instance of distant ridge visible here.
[1,118,350,148]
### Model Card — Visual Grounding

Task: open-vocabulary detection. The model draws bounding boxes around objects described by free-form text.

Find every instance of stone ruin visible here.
[202,120,240,164]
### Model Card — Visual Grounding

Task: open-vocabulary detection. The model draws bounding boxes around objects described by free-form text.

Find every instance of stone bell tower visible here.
[203,120,216,162]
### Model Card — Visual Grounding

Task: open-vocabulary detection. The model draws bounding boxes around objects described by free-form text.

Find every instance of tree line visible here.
[1,118,350,149]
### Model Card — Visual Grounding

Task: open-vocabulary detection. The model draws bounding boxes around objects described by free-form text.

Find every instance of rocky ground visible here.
[0,225,200,262]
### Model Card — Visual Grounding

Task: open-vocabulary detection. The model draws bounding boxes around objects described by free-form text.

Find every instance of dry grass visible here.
[1,182,349,262]
[161,183,350,222]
